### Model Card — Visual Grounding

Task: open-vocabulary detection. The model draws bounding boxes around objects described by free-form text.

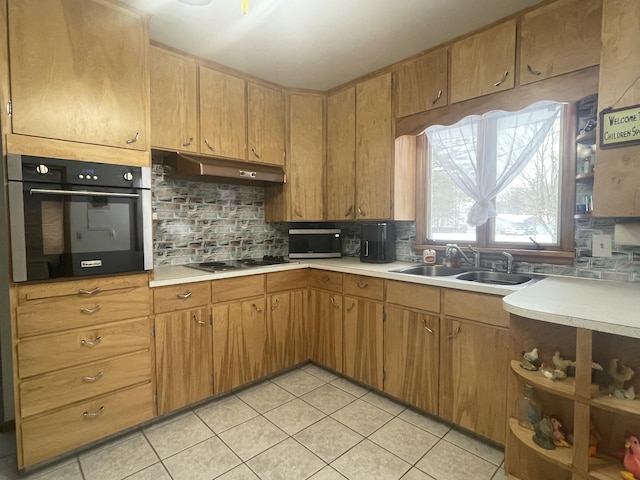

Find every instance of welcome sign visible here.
[600,104,640,149]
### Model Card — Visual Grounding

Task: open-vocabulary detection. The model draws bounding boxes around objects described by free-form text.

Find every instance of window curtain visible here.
[424,100,564,227]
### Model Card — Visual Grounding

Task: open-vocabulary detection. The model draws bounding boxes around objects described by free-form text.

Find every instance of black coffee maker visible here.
[360,222,396,263]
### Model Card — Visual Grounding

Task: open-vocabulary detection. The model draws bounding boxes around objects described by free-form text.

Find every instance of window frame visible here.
[414,102,577,264]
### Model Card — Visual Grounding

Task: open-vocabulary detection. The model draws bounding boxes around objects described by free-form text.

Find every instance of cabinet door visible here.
[440,317,509,444]
[150,47,197,152]
[267,289,307,374]
[288,93,324,221]
[450,20,516,103]
[384,306,439,415]
[8,0,148,150]
[212,298,267,393]
[247,82,285,165]
[155,307,212,415]
[343,297,383,389]
[395,47,448,117]
[309,289,343,372]
[199,66,247,159]
[326,87,356,221]
[356,73,393,220]
[593,0,640,217]
[520,0,602,86]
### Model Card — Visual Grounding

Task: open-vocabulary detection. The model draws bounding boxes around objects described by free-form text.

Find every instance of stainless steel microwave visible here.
[288,228,342,259]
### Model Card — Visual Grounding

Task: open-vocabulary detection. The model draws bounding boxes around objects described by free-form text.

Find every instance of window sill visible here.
[412,244,575,265]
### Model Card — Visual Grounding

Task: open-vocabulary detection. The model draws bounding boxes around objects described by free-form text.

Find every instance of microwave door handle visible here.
[29,188,140,199]
[364,240,369,257]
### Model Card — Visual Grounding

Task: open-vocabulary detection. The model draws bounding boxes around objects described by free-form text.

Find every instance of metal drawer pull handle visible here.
[204,139,215,152]
[182,137,193,147]
[83,406,105,418]
[80,336,102,347]
[177,291,193,299]
[80,305,101,315]
[78,287,100,296]
[193,314,205,325]
[251,147,261,159]
[432,89,443,104]
[330,297,340,310]
[126,132,140,144]
[357,207,366,216]
[493,70,509,87]
[82,371,104,383]
[271,298,280,311]
[346,302,355,313]
[252,303,262,312]
[447,327,461,339]
[527,65,541,76]
[321,275,330,282]
[422,319,434,335]
[357,281,368,288]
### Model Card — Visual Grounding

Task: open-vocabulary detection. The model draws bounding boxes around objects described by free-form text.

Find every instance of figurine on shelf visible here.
[550,416,571,448]
[520,347,540,371]
[588,422,601,457]
[540,364,568,381]
[620,435,640,480]
[608,358,636,400]
[552,351,576,373]
[532,415,556,451]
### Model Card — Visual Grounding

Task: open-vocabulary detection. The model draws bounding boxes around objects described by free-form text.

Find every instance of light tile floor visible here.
[0,364,507,480]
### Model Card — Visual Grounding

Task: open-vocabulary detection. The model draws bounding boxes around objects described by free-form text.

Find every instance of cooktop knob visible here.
[123,171,134,182]
[35,164,49,175]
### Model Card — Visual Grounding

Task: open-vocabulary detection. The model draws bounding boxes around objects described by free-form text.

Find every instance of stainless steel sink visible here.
[455,271,533,285]
[389,265,468,276]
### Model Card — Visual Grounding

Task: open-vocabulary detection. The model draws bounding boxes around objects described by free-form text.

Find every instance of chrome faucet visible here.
[445,243,472,267]
[502,251,514,273]
[468,245,481,268]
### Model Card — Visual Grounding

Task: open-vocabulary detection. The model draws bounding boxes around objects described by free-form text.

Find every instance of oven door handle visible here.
[29,188,140,198]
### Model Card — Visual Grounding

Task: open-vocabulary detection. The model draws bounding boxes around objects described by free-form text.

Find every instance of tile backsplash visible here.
[152,164,640,281]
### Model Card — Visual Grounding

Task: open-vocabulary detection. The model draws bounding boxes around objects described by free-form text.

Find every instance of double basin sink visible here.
[389,265,535,286]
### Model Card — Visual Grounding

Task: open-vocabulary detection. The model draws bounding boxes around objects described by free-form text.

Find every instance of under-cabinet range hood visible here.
[153,151,285,185]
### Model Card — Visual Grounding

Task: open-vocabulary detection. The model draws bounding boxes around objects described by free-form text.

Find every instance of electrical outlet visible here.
[592,234,612,257]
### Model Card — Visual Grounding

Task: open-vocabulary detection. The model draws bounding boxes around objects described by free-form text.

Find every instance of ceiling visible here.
[122,0,543,91]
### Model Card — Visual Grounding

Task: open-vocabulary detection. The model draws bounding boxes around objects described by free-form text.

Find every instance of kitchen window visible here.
[417,101,576,260]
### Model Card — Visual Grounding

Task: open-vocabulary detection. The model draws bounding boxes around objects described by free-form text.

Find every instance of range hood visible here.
[154,151,285,185]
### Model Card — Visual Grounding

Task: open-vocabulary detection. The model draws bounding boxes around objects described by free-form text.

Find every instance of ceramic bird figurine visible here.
[552,351,576,372]
[541,364,568,381]
[620,435,640,480]
[608,359,636,400]
[550,416,571,448]
[532,415,556,450]
[521,347,540,371]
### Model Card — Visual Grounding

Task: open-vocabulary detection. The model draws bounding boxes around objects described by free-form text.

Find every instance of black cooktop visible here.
[185,256,292,273]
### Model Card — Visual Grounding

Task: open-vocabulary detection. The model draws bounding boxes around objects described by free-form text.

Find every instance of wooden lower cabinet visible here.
[309,288,343,372]
[155,307,213,415]
[343,296,383,389]
[439,317,509,444]
[267,289,307,374]
[212,297,267,393]
[384,306,439,415]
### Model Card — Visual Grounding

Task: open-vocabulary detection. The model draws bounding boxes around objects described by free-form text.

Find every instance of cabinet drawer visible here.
[21,382,153,468]
[309,270,343,293]
[17,274,149,302]
[267,269,308,293]
[16,286,150,338]
[153,281,210,314]
[212,275,264,303]
[19,351,151,418]
[343,274,384,301]
[18,318,151,378]
[443,289,508,328]
[387,280,440,313]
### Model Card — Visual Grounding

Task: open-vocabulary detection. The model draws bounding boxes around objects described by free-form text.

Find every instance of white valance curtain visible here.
[425,100,564,227]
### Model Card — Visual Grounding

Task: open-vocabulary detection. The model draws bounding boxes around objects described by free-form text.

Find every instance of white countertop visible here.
[503,275,640,338]
[150,257,528,295]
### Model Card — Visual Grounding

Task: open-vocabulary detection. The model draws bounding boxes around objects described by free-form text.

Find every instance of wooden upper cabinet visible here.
[287,93,324,221]
[150,47,198,152]
[199,66,247,160]
[326,86,356,221]
[520,0,602,86]
[356,73,393,220]
[247,82,285,166]
[450,20,516,104]
[395,47,448,118]
[593,0,640,216]
[7,0,149,151]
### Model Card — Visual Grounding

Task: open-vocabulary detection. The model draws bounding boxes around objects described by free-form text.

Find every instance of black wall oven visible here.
[7,154,152,282]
